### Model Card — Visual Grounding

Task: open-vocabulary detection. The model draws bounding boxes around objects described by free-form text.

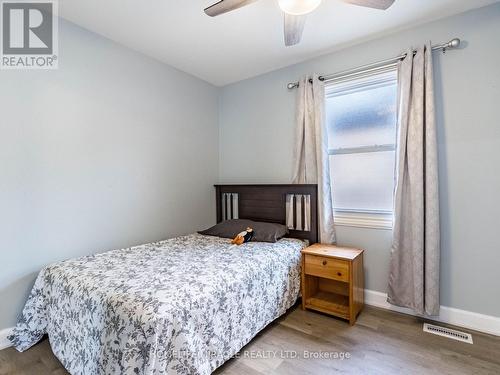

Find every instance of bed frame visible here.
[214,184,318,244]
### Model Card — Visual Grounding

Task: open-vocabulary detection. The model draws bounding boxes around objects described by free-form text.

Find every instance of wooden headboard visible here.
[214,184,318,244]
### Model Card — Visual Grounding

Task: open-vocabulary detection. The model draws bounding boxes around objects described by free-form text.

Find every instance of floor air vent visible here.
[423,323,473,344]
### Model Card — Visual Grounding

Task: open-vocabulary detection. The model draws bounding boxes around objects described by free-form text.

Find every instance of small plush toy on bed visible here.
[231,227,254,245]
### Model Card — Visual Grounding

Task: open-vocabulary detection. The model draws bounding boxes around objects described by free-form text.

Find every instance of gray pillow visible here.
[199,219,288,243]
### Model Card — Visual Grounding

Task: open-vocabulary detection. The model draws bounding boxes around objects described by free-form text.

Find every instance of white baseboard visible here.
[364,289,500,337]
[0,327,14,350]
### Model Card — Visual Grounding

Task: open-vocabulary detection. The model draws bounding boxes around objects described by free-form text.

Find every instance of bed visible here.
[9,184,318,375]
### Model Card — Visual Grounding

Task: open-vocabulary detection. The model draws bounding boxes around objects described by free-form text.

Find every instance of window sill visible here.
[334,210,393,230]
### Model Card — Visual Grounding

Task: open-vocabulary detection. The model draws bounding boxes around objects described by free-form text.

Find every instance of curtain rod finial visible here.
[449,38,461,49]
[288,82,299,90]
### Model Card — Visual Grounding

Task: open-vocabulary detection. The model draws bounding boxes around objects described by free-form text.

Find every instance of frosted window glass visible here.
[326,80,397,150]
[330,152,395,212]
[326,70,398,213]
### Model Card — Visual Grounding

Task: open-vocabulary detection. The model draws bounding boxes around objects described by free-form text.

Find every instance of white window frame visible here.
[326,66,398,230]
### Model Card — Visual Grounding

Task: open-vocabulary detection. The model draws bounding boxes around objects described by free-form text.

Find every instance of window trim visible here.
[325,66,398,98]
[326,67,398,229]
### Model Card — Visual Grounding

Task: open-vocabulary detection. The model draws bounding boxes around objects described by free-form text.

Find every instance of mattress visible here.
[9,233,306,374]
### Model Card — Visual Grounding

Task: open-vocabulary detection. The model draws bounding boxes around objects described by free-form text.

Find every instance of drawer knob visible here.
[337,272,342,277]
[322,260,327,266]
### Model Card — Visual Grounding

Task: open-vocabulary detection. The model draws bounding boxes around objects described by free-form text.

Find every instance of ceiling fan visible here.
[204,0,395,46]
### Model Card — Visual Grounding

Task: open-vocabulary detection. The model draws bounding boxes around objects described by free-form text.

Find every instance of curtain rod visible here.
[286,38,461,89]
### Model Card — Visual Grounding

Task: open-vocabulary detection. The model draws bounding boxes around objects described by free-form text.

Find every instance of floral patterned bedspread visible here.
[9,233,305,374]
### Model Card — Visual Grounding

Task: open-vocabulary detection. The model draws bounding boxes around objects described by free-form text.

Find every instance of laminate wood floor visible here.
[1,305,499,375]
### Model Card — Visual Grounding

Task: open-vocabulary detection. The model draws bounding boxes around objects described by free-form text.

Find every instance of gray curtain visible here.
[388,44,440,316]
[292,74,336,244]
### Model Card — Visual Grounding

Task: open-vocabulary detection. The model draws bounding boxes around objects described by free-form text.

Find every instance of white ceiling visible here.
[60,0,498,86]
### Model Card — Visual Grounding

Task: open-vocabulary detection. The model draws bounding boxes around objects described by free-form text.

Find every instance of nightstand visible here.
[301,243,364,325]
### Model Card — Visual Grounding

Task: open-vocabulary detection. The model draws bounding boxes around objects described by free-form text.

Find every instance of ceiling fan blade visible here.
[284,13,307,47]
[204,0,260,17]
[341,0,395,10]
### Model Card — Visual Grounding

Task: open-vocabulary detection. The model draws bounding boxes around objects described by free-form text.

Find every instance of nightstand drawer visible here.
[304,254,349,282]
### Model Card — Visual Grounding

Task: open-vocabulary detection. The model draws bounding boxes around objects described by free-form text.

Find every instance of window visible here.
[325,67,398,229]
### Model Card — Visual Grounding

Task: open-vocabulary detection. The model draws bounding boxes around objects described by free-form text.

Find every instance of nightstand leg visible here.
[300,257,306,310]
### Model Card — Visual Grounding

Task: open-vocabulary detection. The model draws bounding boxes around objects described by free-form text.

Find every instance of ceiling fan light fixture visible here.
[278,0,322,15]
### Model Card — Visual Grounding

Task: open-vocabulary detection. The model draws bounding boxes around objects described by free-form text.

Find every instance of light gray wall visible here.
[219,4,500,316]
[0,19,219,329]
